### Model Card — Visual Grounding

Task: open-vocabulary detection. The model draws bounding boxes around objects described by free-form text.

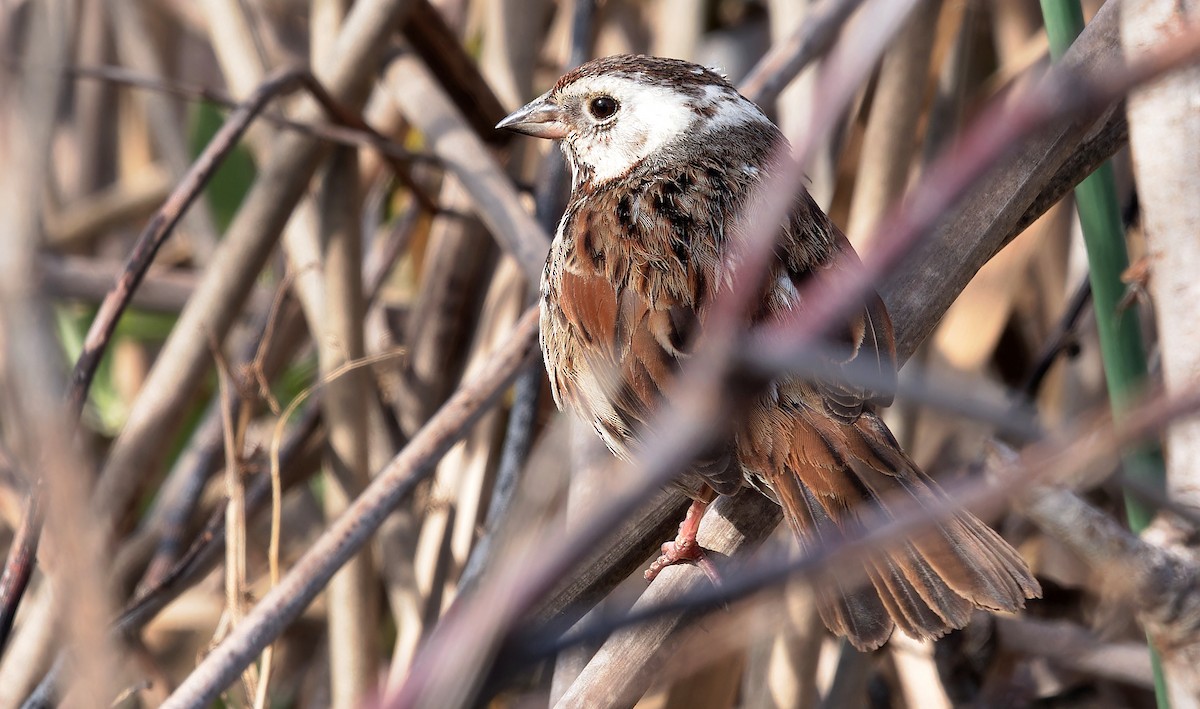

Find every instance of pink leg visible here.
[644,498,721,585]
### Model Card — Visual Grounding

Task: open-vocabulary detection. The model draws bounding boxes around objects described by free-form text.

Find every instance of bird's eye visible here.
[587,95,619,121]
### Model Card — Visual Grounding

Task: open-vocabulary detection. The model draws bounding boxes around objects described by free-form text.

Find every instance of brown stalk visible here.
[108,0,221,261]
[39,254,276,315]
[315,131,378,709]
[0,0,121,700]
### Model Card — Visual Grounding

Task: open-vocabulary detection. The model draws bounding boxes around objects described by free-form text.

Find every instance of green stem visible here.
[1040,2,1169,706]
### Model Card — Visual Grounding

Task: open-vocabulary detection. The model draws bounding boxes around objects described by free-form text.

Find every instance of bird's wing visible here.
[774,207,898,423]
[543,177,744,494]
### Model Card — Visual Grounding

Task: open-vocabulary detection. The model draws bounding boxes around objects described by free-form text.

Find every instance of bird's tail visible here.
[752,408,1041,651]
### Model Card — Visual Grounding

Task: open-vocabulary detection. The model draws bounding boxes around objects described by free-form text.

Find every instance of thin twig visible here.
[740,0,871,106]
[1019,274,1093,400]
[65,63,440,170]
[0,488,41,653]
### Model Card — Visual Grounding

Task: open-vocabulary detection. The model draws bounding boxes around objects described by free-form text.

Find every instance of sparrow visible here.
[497,54,1040,651]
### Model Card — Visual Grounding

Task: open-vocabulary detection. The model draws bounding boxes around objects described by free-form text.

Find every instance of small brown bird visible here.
[498,54,1039,650]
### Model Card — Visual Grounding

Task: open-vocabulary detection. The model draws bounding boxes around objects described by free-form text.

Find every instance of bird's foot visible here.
[644,498,722,586]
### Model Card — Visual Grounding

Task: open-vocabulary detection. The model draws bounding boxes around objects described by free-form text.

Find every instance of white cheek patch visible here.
[570,77,698,185]
[566,78,773,187]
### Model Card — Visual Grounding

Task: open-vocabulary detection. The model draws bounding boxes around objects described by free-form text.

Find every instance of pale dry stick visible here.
[739,575,823,709]
[401,196,498,642]
[552,492,784,708]
[66,64,439,177]
[845,0,942,246]
[399,0,511,140]
[89,0,412,571]
[67,0,114,207]
[44,167,170,248]
[766,0,840,208]
[650,0,704,61]
[481,0,548,110]
[158,309,541,708]
[107,0,221,260]
[133,279,305,595]
[113,203,416,695]
[989,0,1042,62]
[258,350,406,708]
[383,53,552,284]
[399,3,509,627]
[314,138,378,709]
[213,346,258,702]
[39,254,276,315]
[0,587,56,704]
[66,67,317,420]
[994,616,1154,689]
[919,0,975,165]
[740,0,871,106]
[420,0,544,626]
[20,406,326,709]
[763,0,1184,364]
[434,258,529,616]
[1016,475,1200,702]
[0,68,324,658]
[10,3,409,692]
[887,634,952,709]
[0,0,121,702]
[200,0,269,101]
[306,7,376,706]
[1122,0,1200,515]
[883,0,1126,358]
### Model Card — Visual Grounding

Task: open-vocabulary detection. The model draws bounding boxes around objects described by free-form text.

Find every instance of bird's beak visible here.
[496,93,569,140]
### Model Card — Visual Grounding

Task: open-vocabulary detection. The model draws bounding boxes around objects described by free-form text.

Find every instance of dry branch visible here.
[384,53,552,283]
[1122,0,1200,514]
[1018,481,1200,701]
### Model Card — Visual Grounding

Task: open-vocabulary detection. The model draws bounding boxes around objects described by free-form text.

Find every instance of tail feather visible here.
[744,404,1041,651]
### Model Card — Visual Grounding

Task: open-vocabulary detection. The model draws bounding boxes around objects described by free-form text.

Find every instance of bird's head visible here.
[496,54,772,189]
